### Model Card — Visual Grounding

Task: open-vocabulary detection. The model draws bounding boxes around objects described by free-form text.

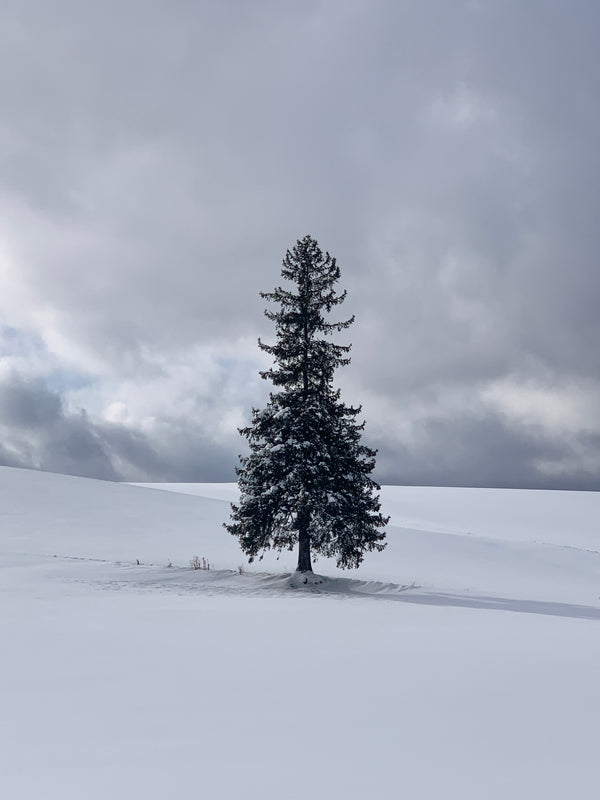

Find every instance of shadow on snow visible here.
[77,558,600,622]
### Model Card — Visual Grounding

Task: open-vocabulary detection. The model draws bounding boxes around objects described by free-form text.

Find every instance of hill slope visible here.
[1,467,599,800]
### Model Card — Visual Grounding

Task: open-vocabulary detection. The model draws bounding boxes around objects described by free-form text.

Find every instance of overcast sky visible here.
[0,0,599,489]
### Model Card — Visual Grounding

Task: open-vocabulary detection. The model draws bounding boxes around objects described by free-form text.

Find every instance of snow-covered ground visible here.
[2,466,599,799]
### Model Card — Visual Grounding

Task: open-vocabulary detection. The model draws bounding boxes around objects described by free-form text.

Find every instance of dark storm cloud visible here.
[371,414,599,492]
[0,373,118,479]
[0,1,598,487]
[0,374,62,428]
[0,372,235,481]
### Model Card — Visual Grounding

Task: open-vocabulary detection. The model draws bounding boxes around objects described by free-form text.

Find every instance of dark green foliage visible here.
[225,235,388,571]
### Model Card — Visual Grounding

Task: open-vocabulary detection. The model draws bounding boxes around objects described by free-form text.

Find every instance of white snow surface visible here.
[2,466,600,799]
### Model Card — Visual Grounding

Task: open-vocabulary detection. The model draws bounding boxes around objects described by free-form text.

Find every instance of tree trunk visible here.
[296,509,313,572]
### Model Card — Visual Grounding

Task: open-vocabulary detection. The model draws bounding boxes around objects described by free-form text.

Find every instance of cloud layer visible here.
[0,1,599,488]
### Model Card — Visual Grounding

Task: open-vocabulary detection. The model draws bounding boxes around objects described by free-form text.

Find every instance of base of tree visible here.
[289,571,325,588]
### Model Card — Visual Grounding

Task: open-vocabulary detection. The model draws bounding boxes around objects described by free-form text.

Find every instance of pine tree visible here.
[225,235,388,573]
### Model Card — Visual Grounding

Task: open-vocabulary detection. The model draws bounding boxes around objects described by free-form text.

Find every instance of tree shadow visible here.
[315,575,600,620]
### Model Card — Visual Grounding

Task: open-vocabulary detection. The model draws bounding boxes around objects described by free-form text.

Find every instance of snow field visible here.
[1,466,599,799]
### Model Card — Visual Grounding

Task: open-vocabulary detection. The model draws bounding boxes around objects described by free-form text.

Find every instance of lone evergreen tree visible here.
[225,235,388,573]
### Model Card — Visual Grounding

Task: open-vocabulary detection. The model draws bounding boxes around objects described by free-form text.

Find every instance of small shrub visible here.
[190,555,210,571]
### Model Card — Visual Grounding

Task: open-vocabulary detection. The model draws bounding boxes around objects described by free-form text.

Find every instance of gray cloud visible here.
[0,371,236,481]
[0,1,598,488]
[371,414,600,492]
[0,373,118,479]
